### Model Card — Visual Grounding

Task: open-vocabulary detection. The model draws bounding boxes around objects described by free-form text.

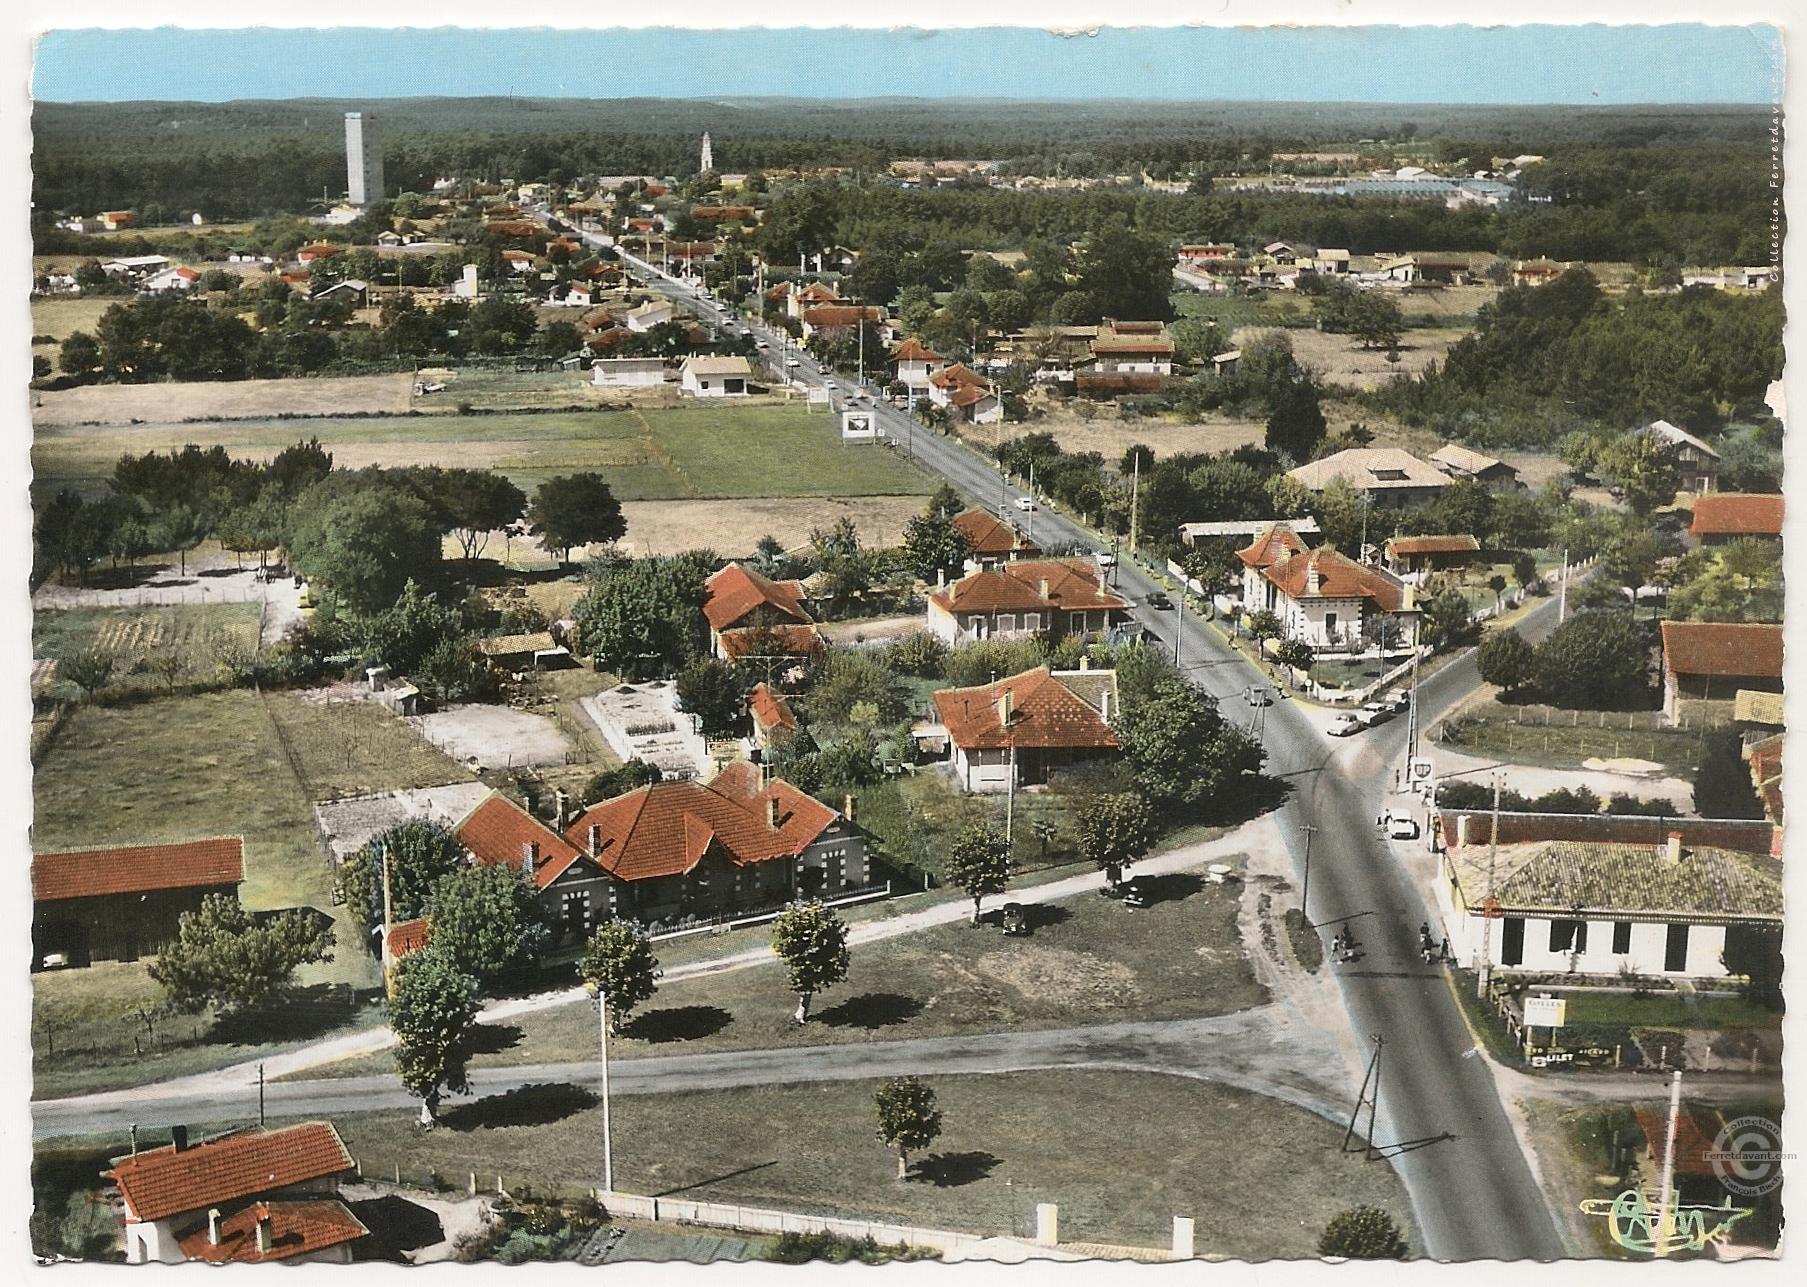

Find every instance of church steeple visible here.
[699,132,714,175]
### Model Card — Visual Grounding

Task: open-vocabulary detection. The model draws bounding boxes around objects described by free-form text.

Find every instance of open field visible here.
[33,402,938,501]
[617,494,932,557]
[981,409,1264,464]
[29,297,116,349]
[33,372,418,427]
[311,869,1261,1078]
[1241,324,1469,390]
[309,1070,1415,1258]
[411,368,634,413]
[262,688,473,802]
[1435,700,1718,774]
[31,601,260,700]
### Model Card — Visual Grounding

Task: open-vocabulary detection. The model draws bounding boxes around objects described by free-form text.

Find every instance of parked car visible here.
[1145,591,1174,611]
[785,357,801,368]
[1014,496,1037,512]
[1383,689,1412,714]
[1359,701,1395,727]
[1246,686,1273,707]
[1327,712,1363,737]
[1384,810,1421,840]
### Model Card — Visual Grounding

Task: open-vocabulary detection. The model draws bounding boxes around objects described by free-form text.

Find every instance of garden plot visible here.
[313,782,494,864]
[410,703,573,770]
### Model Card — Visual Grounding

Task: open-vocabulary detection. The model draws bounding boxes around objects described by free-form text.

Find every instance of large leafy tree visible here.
[391,948,480,1127]
[1112,675,1265,810]
[942,822,1010,925]
[579,920,662,1034]
[571,553,711,680]
[901,505,975,584]
[359,578,459,673]
[1694,732,1766,819]
[1598,432,1680,516]
[335,819,469,948]
[1075,792,1156,889]
[529,473,627,565]
[676,656,747,735]
[149,895,335,1015]
[424,864,548,984]
[1075,218,1174,321]
[406,466,527,560]
[770,902,851,1024]
[1476,628,1535,695]
[873,1077,943,1180]
[285,473,443,614]
[1530,611,1653,709]
[582,758,663,806]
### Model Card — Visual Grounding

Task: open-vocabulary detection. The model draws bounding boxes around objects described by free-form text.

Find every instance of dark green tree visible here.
[391,948,480,1127]
[1476,628,1535,694]
[579,920,662,1034]
[149,894,335,1015]
[1531,612,1652,709]
[943,822,1010,925]
[528,473,627,565]
[335,819,468,949]
[1318,1207,1408,1259]
[873,1077,943,1180]
[771,902,851,1024]
[424,864,548,984]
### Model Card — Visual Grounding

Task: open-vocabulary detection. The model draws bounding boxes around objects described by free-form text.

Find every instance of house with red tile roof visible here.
[1660,620,1782,722]
[1689,493,1783,545]
[106,1122,360,1265]
[561,762,866,919]
[927,362,1003,425]
[747,681,800,754]
[890,337,946,396]
[1254,546,1419,651]
[704,562,823,661]
[800,304,883,342]
[926,558,1132,647]
[952,507,1041,569]
[453,791,611,949]
[382,916,431,971]
[1744,732,1783,826]
[32,838,244,968]
[1382,533,1481,575]
[784,280,842,319]
[929,666,1119,793]
[1089,319,1174,374]
[1233,522,1311,611]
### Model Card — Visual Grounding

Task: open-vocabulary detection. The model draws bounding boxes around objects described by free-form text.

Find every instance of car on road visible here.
[1358,701,1395,727]
[1382,689,1412,714]
[1383,809,1421,840]
[1326,712,1364,737]
[1246,686,1273,707]
[1013,496,1036,512]
[1095,550,1117,570]
[1145,591,1174,611]
[823,380,838,391]
[755,339,768,349]
[785,357,802,368]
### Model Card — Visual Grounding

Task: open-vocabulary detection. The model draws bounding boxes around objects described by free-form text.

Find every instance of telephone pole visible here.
[1557,546,1570,623]
[1476,770,1503,998]
[1654,1070,1684,1257]
[1342,1034,1384,1159]
[1297,824,1318,927]
[1129,454,1141,554]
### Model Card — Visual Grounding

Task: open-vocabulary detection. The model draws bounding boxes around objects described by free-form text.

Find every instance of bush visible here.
[766,1231,929,1265]
[882,632,948,677]
[1435,780,1531,812]
[1530,611,1654,709]
[1605,793,1677,816]
[1529,785,1601,815]
[943,637,1049,687]
[1318,1206,1408,1259]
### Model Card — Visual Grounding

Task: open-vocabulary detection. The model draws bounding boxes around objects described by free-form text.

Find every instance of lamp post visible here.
[585,982,615,1194]
[1298,823,1318,927]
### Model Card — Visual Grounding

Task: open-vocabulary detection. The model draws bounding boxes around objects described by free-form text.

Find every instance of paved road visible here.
[32,1006,1343,1142]
[542,222,1573,1259]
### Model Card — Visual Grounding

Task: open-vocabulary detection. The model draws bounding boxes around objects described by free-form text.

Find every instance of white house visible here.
[592,357,667,388]
[105,1122,363,1265]
[925,559,1132,646]
[679,355,753,397]
[1434,816,1782,983]
[1250,545,1419,652]
[1287,447,1450,508]
[101,255,171,279]
[927,665,1120,793]
[624,298,677,332]
[890,337,946,397]
[1090,319,1174,375]
[140,265,202,294]
[1314,248,1352,274]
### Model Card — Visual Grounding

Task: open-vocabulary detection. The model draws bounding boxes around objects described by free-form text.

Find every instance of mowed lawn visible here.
[312,870,1264,1078]
[312,1070,1415,1258]
[32,401,936,501]
[29,687,466,1097]
[32,602,260,701]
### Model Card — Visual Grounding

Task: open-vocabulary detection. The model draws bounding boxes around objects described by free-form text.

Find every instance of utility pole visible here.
[1654,1070,1684,1257]
[1476,771,1503,998]
[1297,824,1318,926]
[1342,1034,1384,1159]
[258,1063,265,1126]
[1557,546,1570,623]
[591,988,615,1195]
[1027,460,1035,542]
[1129,454,1141,555]
[1174,587,1185,671]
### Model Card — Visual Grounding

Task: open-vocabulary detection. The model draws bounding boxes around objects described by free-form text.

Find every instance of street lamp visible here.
[583,981,615,1194]
[1297,823,1318,927]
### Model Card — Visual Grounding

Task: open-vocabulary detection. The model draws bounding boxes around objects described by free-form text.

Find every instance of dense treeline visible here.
[1371,270,1785,444]
[34,99,1777,266]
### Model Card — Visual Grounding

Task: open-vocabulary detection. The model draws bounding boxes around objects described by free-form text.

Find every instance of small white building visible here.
[1243,541,1419,652]
[101,254,171,279]
[1435,819,1782,983]
[680,354,753,397]
[592,357,667,388]
[890,337,946,397]
[140,265,201,293]
[624,298,677,332]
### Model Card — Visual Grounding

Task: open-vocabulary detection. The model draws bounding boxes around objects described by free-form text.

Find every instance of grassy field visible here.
[1559,992,1783,1031]
[1245,324,1469,390]
[30,297,116,348]
[33,401,937,501]
[310,869,1262,1079]
[261,689,472,802]
[309,1070,1415,1258]
[27,687,477,1096]
[1436,710,1714,774]
[32,372,417,428]
[31,601,260,700]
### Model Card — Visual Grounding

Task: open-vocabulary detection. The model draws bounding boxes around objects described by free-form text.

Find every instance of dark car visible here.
[1145,591,1174,611]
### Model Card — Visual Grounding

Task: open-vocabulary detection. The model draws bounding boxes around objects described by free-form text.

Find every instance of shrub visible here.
[882,632,948,678]
[1318,1206,1408,1259]
[1529,786,1600,815]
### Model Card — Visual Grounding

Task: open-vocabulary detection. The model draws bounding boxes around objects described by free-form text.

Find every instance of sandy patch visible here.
[33,373,417,426]
[616,495,931,558]
[976,411,1265,464]
[1237,325,1469,390]
[973,944,1142,1008]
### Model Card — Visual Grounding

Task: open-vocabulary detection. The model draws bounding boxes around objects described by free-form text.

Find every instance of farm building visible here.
[32,838,245,968]
[1688,493,1783,545]
[592,357,667,388]
[1660,621,1783,723]
[679,355,753,397]
[1383,534,1482,575]
[1430,443,1522,490]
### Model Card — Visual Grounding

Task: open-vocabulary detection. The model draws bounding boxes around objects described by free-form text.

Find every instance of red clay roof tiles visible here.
[1689,493,1784,539]
[704,563,812,633]
[1660,621,1783,680]
[107,1124,354,1224]
[32,838,244,903]
[932,667,1118,752]
[178,1200,368,1264]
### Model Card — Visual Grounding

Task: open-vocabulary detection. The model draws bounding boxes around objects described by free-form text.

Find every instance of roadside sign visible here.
[1523,995,1567,1028]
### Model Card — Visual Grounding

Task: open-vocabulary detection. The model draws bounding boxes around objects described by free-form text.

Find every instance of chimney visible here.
[842,793,855,823]
[1456,814,1471,848]
[1306,552,1322,596]
[254,1203,273,1256]
[589,824,602,857]
[998,688,1014,725]
[554,789,570,831]
[171,1125,189,1153]
[1079,655,1090,671]
[1039,577,1050,602]
[767,796,781,829]
[936,566,946,590]
[521,840,538,876]
[1099,688,1112,722]
[207,1209,223,1247]
[1666,832,1683,864]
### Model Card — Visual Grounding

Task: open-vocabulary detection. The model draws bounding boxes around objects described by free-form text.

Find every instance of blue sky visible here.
[32,25,1783,105]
